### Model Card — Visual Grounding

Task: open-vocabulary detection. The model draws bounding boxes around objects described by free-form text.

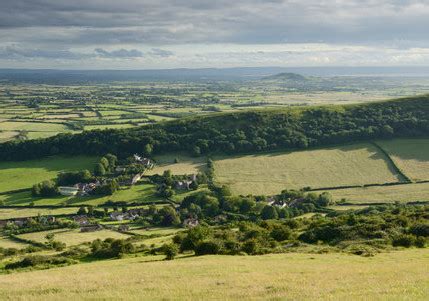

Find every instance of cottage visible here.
[183,218,199,228]
[175,180,193,190]
[118,225,130,232]
[80,224,103,232]
[73,215,90,226]
[110,211,125,221]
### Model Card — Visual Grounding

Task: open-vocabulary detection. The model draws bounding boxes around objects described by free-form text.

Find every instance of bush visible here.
[194,240,223,256]
[392,234,416,248]
[5,255,73,270]
[410,224,429,237]
[162,243,179,260]
[415,236,426,248]
[270,225,291,242]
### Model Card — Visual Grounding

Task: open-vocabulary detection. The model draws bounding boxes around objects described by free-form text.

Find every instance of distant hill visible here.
[262,72,308,81]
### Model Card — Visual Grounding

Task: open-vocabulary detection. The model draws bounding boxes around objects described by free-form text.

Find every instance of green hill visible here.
[262,72,308,81]
[0,95,428,161]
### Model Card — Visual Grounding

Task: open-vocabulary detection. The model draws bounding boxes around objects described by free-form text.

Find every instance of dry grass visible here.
[17,229,129,246]
[146,153,206,175]
[0,249,427,300]
[377,138,429,181]
[0,237,29,249]
[0,208,77,220]
[325,182,429,203]
[214,143,401,195]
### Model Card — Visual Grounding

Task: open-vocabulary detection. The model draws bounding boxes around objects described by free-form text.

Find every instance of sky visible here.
[1,0,429,69]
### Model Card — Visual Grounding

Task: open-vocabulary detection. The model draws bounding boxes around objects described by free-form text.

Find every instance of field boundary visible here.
[370,141,413,183]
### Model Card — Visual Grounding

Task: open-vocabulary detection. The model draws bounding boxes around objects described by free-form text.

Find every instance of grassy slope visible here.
[377,138,429,182]
[0,156,97,193]
[0,207,77,220]
[214,143,401,195]
[326,182,429,203]
[0,250,427,300]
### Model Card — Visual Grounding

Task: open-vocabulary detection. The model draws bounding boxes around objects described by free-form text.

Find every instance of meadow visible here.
[325,182,429,203]
[214,143,402,195]
[146,153,207,175]
[17,229,129,246]
[377,138,429,182]
[0,156,97,193]
[0,207,77,220]
[0,249,427,300]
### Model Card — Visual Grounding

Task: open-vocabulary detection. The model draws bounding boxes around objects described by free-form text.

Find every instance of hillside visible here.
[0,250,427,300]
[0,95,428,161]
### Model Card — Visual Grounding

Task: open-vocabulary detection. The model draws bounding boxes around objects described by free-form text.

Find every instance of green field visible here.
[0,249,427,300]
[17,229,130,246]
[0,181,161,207]
[377,139,429,181]
[325,182,429,203]
[0,236,29,249]
[214,143,402,195]
[0,207,78,220]
[0,156,97,193]
[147,153,206,175]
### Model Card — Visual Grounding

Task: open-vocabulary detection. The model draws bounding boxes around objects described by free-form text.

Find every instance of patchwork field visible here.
[147,153,206,175]
[17,229,129,246]
[325,182,429,204]
[0,156,97,193]
[377,139,429,181]
[214,143,402,195]
[0,249,427,300]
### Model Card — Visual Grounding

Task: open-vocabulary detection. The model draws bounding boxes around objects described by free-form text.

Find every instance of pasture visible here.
[377,138,429,181]
[0,249,427,300]
[324,182,429,203]
[17,229,130,246]
[213,143,402,195]
[147,153,206,175]
[0,207,77,220]
[0,156,97,193]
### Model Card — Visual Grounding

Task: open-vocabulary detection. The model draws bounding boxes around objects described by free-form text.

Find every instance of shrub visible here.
[415,236,426,248]
[5,255,73,270]
[194,240,223,256]
[162,243,179,260]
[392,234,416,248]
[410,224,429,237]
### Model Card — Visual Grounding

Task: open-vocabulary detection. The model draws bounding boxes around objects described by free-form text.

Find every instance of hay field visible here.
[0,156,97,193]
[17,229,129,246]
[214,143,401,195]
[147,153,206,175]
[0,249,427,300]
[377,139,429,181]
[0,237,29,249]
[324,182,429,203]
[0,207,77,220]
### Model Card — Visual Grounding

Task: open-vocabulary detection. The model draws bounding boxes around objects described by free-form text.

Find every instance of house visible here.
[80,224,103,232]
[74,181,100,196]
[175,180,193,190]
[183,218,199,228]
[133,154,154,169]
[73,215,90,226]
[118,225,130,232]
[267,197,288,208]
[110,211,125,221]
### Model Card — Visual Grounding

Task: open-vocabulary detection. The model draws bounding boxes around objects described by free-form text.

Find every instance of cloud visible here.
[94,48,143,58]
[149,48,174,57]
[0,46,91,60]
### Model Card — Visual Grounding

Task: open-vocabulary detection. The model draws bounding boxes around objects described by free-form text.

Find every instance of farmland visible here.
[377,139,429,182]
[0,249,427,300]
[17,229,130,246]
[1,75,429,143]
[146,153,207,175]
[0,156,97,193]
[213,143,403,195]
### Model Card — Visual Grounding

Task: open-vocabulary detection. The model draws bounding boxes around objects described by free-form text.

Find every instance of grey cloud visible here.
[149,48,174,57]
[94,48,143,58]
[0,46,91,60]
[0,0,428,46]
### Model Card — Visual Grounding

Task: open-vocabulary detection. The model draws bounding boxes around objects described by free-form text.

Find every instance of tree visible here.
[261,205,278,220]
[100,157,109,171]
[94,163,106,176]
[105,153,117,169]
[162,243,178,260]
[317,192,333,207]
[159,206,181,226]
[77,206,87,215]
[144,144,153,156]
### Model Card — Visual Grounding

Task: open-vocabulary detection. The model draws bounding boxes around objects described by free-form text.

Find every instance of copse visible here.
[0,95,428,161]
